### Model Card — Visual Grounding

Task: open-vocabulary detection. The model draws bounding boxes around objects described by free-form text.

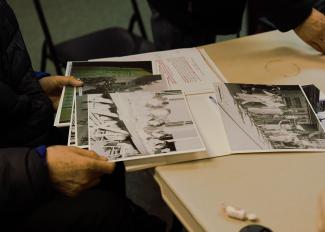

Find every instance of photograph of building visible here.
[215,83,325,151]
[88,94,140,160]
[57,61,154,125]
[69,61,167,148]
[302,84,325,128]
[88,90,204,161]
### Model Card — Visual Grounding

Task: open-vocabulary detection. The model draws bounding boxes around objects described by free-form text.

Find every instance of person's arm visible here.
[252,0,325,53]
[0,145,116,213]
[251,0,314,32]
[0,74,83,121]
[294,8,325,53]
[39,76,83,111]
[0,147,51,212]
[0,82,32,121]
[46,146,115,197]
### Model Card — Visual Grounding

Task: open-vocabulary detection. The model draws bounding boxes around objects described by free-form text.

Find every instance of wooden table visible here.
[154,30,325,232]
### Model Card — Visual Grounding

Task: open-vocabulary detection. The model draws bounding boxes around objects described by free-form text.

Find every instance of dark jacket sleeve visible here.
[0,0,54,147]
[0,81,32,121]
[251,0,314,31]
[0,147,52,215]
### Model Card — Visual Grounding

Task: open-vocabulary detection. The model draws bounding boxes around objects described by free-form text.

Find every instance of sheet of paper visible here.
[55,61,154,127]
[75,74,166,148]
[88,90,205,162]
[68,95,76,146]
[94,48,224,94]
[186,93,231,157]
[301,84,325,129]
[54,62,73,127]
[213,82,325,153]
[75,94,89,148]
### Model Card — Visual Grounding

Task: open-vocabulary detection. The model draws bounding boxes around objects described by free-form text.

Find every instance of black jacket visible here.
[148,0,314,35]
[0,0,53,219]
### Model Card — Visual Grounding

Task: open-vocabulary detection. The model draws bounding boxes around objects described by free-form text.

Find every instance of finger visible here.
[80,150,108,161]
[68,146,107,161]
[310,41,324,53]
[67,76,83,87]
[55,76,83,87]
[91,160,116,174]
[79,150,107,161]
[83,149,108,161]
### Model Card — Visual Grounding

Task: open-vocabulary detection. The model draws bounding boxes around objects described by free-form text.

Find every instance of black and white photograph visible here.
[69,61,167,148]
[68,99,76,146]
[214,83,325,152]
[302,84,325,128]
[75,73,167,148]
[88,94,140,160]
[75,95,89,147]
[56,61,155,126]
[88,90,205,161]
[72,61,156,96]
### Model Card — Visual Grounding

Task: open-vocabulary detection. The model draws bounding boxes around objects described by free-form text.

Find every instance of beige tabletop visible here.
[154,30,325,232]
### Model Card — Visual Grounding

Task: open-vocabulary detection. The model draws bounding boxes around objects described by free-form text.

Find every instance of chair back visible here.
[33,0,149,74]
[128,0,148,39]
[33,0,62,74]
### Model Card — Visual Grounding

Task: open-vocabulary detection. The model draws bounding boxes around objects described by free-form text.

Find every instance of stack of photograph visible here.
[55,61,205,162]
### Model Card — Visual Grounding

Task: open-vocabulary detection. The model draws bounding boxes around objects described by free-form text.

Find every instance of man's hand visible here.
[39,76,83,111]
[46,146,115,197]
[294,8,325,54]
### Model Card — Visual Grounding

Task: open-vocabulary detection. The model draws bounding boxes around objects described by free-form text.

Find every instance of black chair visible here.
[33,0,155,75]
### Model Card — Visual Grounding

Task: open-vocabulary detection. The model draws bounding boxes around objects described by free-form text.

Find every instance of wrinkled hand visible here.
[46,145,115,197]
[39,76,83,111]
[294,8,325,54]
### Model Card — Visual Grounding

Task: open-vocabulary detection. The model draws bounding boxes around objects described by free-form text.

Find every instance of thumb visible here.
[67,76,83,87]
[91,160,116,174]
[56,76,83,87]
[69,146,107,161]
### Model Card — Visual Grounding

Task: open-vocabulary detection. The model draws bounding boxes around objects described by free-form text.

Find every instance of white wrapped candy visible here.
[222,204,258,221]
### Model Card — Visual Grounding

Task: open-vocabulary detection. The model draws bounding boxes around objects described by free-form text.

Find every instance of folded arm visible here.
[251,0,325,53]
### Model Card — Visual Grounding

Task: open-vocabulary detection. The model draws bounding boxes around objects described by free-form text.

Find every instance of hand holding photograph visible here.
[55,61,154,127]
